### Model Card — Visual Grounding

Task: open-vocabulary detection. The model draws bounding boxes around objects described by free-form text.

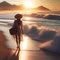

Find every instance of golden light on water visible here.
[20,35,40,51]
[19,51,27,60]
[24,17,31,20]
[19,35,40,60]
[21,35,30,50]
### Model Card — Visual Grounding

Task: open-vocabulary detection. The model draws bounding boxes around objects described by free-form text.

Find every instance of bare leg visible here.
[18,35,20,51]
[19,36,20,45]
[15,35,19,48]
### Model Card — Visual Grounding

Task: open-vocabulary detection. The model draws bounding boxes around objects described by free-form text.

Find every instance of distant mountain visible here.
[0,1,50,11]
[0,1,12,10]
[0,1,24,10]
[35,6,50,11]
[0,1,11,6]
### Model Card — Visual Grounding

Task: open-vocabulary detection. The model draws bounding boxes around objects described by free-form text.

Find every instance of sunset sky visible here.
[0,0,60,11]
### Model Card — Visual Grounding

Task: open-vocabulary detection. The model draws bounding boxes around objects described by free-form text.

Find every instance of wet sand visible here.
[0,21,60,60]
[0,31,10,60]
[0,30,20,60]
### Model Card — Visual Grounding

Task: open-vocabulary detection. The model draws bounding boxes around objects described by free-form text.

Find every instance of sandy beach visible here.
[0,19,60,60]
[0,20,20,60]
[0,31,11,60]
[0,30,60,60]
[0,30,20,60]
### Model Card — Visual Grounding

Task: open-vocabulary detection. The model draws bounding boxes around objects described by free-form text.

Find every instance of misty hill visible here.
[35,6,50,11]
[0,1,11,7]
[0,1,24,10]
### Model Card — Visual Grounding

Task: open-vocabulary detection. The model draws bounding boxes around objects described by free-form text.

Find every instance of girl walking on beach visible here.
[9,14,23,50]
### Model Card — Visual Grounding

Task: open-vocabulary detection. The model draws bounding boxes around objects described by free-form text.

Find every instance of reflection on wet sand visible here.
[8,48,20,60]
[21,35,40,50]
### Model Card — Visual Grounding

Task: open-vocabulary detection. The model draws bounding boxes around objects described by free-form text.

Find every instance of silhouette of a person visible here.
[12,14,23,50]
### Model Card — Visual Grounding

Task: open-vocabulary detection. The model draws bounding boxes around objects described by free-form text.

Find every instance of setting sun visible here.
[23,1,34,8]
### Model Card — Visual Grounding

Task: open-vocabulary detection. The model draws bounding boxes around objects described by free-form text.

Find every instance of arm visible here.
[12,20,16,28]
